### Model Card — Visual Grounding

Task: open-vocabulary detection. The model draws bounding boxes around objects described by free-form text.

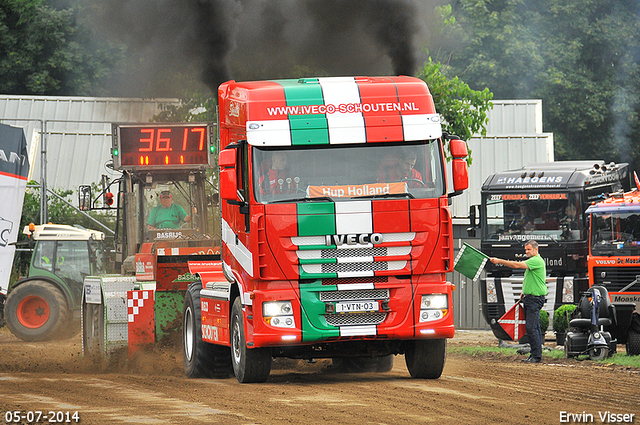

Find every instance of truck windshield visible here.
[482,193,581,241]
[590,210,640,255]
[252,140,445,203]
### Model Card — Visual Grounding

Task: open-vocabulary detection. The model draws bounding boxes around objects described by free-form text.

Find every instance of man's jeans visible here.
[522,294,546,359]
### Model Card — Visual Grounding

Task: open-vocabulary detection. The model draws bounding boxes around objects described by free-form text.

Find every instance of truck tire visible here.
[5,281,70,342]
[183,281,232,379]
[405,339,446,379]
[332,355,394,373]
[626,329,640,356]
[230,297,271,383]
[82,299,104,357]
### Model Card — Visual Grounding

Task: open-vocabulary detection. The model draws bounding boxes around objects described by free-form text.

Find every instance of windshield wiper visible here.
[269,196,335,204]
[354,193,415,200]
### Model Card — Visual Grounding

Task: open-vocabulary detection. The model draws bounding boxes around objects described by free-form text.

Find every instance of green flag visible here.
[454,243,488,282]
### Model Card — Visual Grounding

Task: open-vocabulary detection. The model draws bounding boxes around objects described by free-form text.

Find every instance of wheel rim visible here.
[184,307,194,361]
[232,318,241,364]
[17,295,50,329]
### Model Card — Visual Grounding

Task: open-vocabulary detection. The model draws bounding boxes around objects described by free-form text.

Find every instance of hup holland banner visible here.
[0,124,29,295]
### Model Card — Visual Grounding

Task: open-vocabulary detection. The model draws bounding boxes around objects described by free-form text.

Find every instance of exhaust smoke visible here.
[83,0,433,96]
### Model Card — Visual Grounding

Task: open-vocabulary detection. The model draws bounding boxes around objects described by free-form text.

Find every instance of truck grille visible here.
[292,232,415,278]
[593,267,640,291]
[297,246,410,259]
[301,261,406,274]
[325,312,387,326]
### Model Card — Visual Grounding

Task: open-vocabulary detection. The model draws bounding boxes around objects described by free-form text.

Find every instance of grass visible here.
[448,345,640,368]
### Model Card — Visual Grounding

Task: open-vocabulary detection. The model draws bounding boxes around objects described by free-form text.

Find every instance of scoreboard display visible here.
[112,123,214,170]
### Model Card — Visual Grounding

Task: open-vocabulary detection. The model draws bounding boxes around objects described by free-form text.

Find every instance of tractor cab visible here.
[4,224,106,341]
[24,224,106,291]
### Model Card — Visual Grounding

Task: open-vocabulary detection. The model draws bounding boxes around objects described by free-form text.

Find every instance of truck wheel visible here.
[82,299,104,357]
[376,354,395,372]
[405,339,446,379]
[5,281,70,342]
[230,297,271,383]
[183,281,232,379]
[626,329,640,356]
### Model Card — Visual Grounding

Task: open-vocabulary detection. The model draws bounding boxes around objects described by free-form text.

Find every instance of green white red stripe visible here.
[244,76,442,146]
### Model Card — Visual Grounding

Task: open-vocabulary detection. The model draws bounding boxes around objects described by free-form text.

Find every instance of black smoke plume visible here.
[83,0,433,96]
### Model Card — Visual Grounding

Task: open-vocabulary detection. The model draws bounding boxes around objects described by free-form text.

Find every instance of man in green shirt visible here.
[147,191,193,230]
[490,240,548,363]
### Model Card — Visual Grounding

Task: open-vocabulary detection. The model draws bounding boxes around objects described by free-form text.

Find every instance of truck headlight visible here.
[486,280,498,303]
[419,294,448,323]
[421,294,448,309]
[562,277,574,303]
[263,301,295,328]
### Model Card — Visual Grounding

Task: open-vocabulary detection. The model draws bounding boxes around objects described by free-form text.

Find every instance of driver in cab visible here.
[377,149,423,187]
[147,190,194,230]
[259,151,296,194]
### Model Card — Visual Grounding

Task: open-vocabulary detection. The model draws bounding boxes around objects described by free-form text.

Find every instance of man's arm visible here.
[489,257,529,269]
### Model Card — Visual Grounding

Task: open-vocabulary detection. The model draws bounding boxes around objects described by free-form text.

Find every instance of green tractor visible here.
[4,224,106,341]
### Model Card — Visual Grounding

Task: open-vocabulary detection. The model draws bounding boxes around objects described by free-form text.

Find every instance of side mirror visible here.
[449,138,468,159]
[450,139,469,192]
[78,185,92,211]
[467,205,477,237]
[218,148,239,201]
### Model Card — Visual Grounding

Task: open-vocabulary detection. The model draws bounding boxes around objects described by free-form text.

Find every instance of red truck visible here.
[182,76,470,382]
[582,188,640,356]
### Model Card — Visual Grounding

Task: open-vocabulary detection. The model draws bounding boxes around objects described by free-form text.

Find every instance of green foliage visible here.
[553,304,577,333]
[435,0,640,173]
[540,308,549,332]
[449,344,640,366]
[152,94,217,123]
[417,57,493,165]
[0,0,121,95]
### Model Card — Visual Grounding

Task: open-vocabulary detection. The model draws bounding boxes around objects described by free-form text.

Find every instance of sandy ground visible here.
[0,327,638,425]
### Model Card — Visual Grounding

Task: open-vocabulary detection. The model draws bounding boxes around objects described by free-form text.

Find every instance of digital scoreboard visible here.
[112,123,214,170]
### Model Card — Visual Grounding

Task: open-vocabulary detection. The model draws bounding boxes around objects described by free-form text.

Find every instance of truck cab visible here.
[586,189,640,354]
[189,76,469,382]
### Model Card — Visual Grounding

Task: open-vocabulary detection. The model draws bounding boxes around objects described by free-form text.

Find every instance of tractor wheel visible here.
[182,281,232,379]
[588,347,608,361]
[405,339,446,379]
[5,281,70,342]
[230,297,271,383]
[626,329,640,356]
[82,299,105,357]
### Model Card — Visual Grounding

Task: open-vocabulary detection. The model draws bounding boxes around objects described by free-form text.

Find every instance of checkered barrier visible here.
[498,302,527,341]
[127,290,155,357]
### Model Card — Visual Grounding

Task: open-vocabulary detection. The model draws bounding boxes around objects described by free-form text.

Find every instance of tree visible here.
[418,57,494,164]
[0,0,121,95]
[436,0,640,172]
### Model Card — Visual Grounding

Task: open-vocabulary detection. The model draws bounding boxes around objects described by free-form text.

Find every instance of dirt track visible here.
[1,327,638,425]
